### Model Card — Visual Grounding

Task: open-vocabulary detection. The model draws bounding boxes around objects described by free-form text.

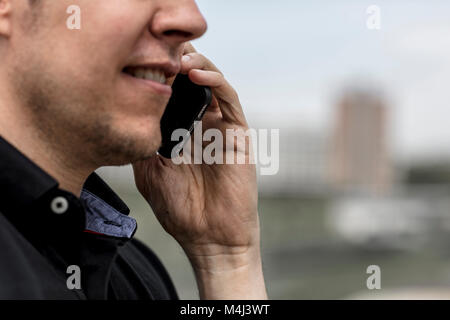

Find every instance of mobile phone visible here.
[158,74,212,158]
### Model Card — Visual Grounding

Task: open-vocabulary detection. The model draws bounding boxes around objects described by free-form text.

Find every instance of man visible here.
[0,0,267,300]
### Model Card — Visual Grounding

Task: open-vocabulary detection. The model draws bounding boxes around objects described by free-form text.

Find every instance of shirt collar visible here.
[82,172,130,216]
[0,136,58,213]
[0,135,136,240]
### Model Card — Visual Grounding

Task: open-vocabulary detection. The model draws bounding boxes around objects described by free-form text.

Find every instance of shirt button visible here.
[50,196,69,214]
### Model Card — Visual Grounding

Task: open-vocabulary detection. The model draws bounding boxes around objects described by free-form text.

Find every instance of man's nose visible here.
[150,0,208,45]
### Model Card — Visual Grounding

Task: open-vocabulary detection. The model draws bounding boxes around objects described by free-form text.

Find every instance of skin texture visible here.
[0,0,267,299]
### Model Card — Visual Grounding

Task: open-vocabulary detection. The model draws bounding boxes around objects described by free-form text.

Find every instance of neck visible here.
[0,87,95,198]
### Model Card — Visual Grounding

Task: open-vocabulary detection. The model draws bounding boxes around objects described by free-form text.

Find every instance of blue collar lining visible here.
[81,189,137,239]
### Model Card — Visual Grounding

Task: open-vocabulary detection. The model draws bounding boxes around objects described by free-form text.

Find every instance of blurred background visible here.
[97,0,450,299]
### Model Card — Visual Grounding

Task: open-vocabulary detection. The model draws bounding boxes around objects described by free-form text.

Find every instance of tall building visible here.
[329,89,392,195]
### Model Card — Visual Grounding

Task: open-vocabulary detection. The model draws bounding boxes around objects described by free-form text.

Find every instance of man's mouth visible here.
[121,60,179,96]
[121,65,176,96]
[123,67,167,84]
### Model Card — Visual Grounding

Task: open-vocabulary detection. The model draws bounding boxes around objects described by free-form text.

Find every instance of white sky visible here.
[193,0,450,161]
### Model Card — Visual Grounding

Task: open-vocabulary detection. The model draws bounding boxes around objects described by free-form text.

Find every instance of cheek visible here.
[81,3,149,58]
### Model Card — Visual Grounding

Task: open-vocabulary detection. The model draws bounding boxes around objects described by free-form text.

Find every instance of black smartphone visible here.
[158,74,212,158]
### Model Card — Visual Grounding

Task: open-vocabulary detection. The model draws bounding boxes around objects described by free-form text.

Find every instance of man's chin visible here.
[93,129,162,166]
[127,133,162,163]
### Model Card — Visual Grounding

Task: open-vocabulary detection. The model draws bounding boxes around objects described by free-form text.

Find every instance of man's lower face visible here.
[9,0,182,166]
[10,48,169,166]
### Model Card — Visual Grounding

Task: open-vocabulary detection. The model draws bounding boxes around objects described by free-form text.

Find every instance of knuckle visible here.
[191,52,205,62]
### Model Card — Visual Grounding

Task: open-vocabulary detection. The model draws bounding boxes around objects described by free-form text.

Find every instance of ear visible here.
[0,0,12,38]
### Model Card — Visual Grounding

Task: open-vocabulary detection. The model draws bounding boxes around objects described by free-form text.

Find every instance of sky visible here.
[192,0,450,161]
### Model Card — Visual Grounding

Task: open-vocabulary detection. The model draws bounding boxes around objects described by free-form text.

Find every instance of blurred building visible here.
[329,89,392,195]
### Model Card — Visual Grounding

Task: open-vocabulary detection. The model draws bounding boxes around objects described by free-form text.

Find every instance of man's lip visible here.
[122,72,173,96]
[123,61,180,79]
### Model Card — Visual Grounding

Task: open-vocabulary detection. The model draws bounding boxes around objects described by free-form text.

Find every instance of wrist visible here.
[185,243,261,272]
[183,244,268,300]
[180,218,262,271]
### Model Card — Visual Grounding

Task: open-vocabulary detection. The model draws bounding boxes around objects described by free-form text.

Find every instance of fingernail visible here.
[182,55,191,62]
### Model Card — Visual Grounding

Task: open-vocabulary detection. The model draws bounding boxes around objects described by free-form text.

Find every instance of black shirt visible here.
[0,136,179,300]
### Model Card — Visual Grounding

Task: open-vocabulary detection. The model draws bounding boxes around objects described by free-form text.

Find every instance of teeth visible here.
[129,68,166,84]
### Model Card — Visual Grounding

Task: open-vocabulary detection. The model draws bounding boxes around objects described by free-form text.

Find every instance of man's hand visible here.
[132,43,267,300]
